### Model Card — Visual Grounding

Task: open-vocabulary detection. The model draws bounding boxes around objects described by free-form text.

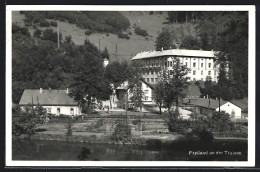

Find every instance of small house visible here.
[19,88,81,116]
[188,98,242,118]
[116,80,154,104]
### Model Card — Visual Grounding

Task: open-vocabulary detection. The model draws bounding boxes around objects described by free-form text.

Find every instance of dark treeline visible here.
[20,11,130,34]
[164,11,248,100]
[12,24,113,105]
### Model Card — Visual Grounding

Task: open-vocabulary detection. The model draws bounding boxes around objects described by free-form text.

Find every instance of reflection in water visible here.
[12,139,247,161]
[77,147,91,160]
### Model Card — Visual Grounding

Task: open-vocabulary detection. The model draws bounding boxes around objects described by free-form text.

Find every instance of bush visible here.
[50,21,57,27]
[132,119,141,125]
[85,30,92,36]
[33,29,42,38]
[111,123,131,143]
[66,118,73,136]
[134,27,149,37]
[40,20,50,27]
[117,31,130,39]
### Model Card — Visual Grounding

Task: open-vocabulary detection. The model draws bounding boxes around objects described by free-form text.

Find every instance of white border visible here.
[6,5,255,167]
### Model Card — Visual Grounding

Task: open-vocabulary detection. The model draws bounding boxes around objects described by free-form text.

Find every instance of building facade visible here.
[116,80,154,104]
[19,88,81,116]
[131,48,219,84]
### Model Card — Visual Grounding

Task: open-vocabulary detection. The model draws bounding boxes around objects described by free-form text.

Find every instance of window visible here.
[145,96,149,100]
[155,78,158,82]
[231,109,235,118]
[214,70,216,76]
[201,63,203,67]
[145,90,149,95]
[208,71,211,75]
[185,62,188,67]
[208,63,211,68]
[201,71,203,75]
[151,78,154,82]
[151,71,154,75]
[170,62,173,67]
[147,78,150,82]
[193,62,196,67]
[193,70,196,75]
[47,108,51,113]
[70,108,74,115]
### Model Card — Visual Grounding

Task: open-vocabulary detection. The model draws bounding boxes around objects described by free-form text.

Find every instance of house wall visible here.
[43,106,80,116]
[217,102,241,118]
[141,82,153,103]
[194,106,214,115]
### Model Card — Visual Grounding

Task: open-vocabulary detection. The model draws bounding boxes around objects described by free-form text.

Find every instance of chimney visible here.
[208,98,211,107]
[161,47,163,51]
[170,46,172,49]
[206,94,208,99]
[66,88,69,94]
[203,96,205,98]
[40,88,43,94]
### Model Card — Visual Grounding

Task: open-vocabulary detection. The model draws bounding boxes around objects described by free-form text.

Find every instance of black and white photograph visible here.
[5,5,255,167]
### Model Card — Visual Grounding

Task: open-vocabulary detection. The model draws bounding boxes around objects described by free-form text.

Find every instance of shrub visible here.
[85,30,92,36]
[111,123,131,143]
[50,21,57,27]
[117,31,130,39]
[66,118,73,136]
[39,20,50,27]
[134,27,149,37]
[33,29,41,38]
[132,119,141,125]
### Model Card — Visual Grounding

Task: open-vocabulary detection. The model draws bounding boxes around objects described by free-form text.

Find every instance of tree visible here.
[155,29,176,51]
[69,40,111,114]
[104,60,129,88]
[161,58,190,112]
[153,81,165,114]
[180,35,200,50]
[127,61,145,112]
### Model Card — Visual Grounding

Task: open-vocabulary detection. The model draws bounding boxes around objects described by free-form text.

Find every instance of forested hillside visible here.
[12,11,248,104]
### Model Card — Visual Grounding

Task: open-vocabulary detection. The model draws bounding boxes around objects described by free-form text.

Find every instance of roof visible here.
[131,49,217,60]
[188,98,228,110]
[19,89,78,106]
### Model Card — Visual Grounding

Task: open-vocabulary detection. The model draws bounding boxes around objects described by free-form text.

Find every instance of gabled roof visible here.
[19,89,78,106]
[131,49,217,60]
[188,98,228,110]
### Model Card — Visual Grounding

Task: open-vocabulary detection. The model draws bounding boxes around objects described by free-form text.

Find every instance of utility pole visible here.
[125,91,128,125]
[57,22,60,49]
[115,44,118,60]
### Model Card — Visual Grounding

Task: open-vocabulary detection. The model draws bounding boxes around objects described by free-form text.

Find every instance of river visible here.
[12,139,247,161]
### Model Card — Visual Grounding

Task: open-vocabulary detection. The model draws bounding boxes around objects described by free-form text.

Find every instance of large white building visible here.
[131,48,219,83]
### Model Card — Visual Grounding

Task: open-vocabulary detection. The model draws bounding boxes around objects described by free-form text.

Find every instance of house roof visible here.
[19,89,78,106]
[131,49,217,60]
[188,98,228,110]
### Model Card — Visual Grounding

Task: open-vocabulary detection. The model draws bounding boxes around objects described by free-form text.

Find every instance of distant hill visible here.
[12,11,196,62]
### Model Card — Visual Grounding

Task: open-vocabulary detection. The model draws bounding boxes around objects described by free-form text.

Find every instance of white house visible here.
[189,98,242,118]
[19,88,81,116]
[116,80,154,104]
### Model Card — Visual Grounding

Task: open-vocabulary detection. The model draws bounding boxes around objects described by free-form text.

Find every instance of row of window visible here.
[47,107,75,115]
[189,62,211,68]
[193,70,212,75]
[146,78,158,83]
